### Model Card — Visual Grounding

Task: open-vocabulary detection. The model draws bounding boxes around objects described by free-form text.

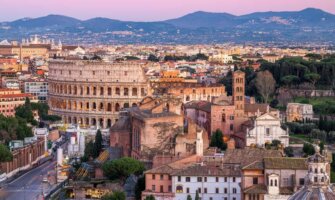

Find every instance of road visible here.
[0,159,57,200]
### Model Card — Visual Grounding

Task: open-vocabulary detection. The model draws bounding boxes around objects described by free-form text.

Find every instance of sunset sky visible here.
[1,0,335,21]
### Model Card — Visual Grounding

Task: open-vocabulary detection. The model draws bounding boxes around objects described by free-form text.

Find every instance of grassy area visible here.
[289,134,312,144]
[294,97,335,115]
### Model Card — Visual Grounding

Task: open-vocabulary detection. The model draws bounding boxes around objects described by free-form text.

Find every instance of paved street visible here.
[0,159,57,200]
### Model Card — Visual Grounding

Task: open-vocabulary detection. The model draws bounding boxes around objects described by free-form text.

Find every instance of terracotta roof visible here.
[264,157,308,170]
[184,101,212,113]
[0,93,34,98]
[172,164,241,177]
[244,184,267,194]
[243,161,264,170]
[223,148,283,167]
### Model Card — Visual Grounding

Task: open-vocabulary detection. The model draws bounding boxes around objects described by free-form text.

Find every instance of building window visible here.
[176,185,183,193]
[186,188,190,193]
[198,188,201,193]
[315,168,318,173]
[299,178,305,185]
[141,88,145,96]
[186,177,191,182]
[266,128,270,136]
[233,177,236,182]
[108,87,112,95]
[204,177,207,182]
[168,185,172,192]
[152,185,155,191]
[197,177,202,182]
[230,124,234,131]
[124,88,129,96]
[92,71,95,75]
[253,177,258,184]
[224,188,227,194]
[114,87,120,95]
[321,177,324,182]
[152,174,155,180]
[215,188,219,193]
[314,177,318,183]
[224,177,227,182]
[178,176,181,182]
[204,188,207,193]
[168,176,172,180]
[216,177,219,182]
[160,185,163,193]
[160,175,164,180]
[233,188,237,194]
[132,88,138,96]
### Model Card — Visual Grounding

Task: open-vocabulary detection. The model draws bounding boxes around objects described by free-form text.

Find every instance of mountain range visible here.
[1,8,335,44]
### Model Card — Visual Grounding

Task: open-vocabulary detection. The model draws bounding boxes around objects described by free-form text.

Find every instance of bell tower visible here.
[233,70,245,117]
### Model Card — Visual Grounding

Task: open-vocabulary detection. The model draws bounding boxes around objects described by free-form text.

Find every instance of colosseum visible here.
[48,60,151,128]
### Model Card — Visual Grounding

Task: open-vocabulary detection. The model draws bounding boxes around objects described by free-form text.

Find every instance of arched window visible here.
[176,185,183,193]
[93,87,97,95]
[107,103,112,111]
[270,180,273,186]
[132,103,137,107]
[100,102,104,110]
[93,102,96,110]
[132,88,138,96]
[108,87,112,95]
[86,102,90,109]
[87,87,90,95]
[100,87,104,95]
[186,96,190,101]
[115,103,120,112]
[275,179,277,186]
[116,87,120,95]
[124,88,129,96]
[107,119,112,128]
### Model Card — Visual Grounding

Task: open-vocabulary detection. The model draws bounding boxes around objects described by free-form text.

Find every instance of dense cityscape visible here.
[0,1,335,200]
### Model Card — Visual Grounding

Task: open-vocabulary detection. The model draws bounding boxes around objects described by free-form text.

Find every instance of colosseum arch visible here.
[92,102,97,110]
[124,88,129,96]
[132,88,138,96]
[115,103,120,112]
[108,87,112,95]
[115,87,120,95]
[99,102,104,110]
[107,103,112,111]
[124,103,129,108]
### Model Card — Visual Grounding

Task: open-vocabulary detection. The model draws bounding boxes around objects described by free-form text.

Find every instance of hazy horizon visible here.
[0,0,335,22]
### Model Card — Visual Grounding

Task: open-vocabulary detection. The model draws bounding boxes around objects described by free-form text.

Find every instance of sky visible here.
[0,0,335,22]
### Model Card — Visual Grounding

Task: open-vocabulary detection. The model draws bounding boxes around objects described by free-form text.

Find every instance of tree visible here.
[303,143,315,156]
[144,195,155,200]
[15,97,36,125]
[255,70,276,103]
[284,147,294,157]
[135,176,145,200]
[102,157,145,180]
[94,129,103,157]
[0,144,13,162]
[83,140,95,161]
[101,191,126,200]
[195,191,200,200]
[281,75,300,88]
[271,140,281,148]
[210,129,227,151]
[319,141,325,154]
[187,195,192,200]
[304,73,320,89]
[147,54,159,62]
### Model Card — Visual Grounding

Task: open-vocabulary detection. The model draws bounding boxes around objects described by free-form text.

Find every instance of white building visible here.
[209,54,234,64]
[246,113,289,147]
[286,103,314,122]
[172,164,242,200]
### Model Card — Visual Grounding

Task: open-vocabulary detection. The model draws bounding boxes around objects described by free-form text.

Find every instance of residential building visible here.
[24,79,48,102]
[172,164,242,200]
[0,88,38,117]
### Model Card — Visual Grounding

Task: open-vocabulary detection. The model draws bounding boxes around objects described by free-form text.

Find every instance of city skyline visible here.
[0,0,335,21]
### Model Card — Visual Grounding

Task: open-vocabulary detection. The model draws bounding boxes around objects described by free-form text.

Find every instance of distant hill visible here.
[0,8,335,44]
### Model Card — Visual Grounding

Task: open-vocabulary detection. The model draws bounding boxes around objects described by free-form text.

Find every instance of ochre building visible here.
[48,60,151,128]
